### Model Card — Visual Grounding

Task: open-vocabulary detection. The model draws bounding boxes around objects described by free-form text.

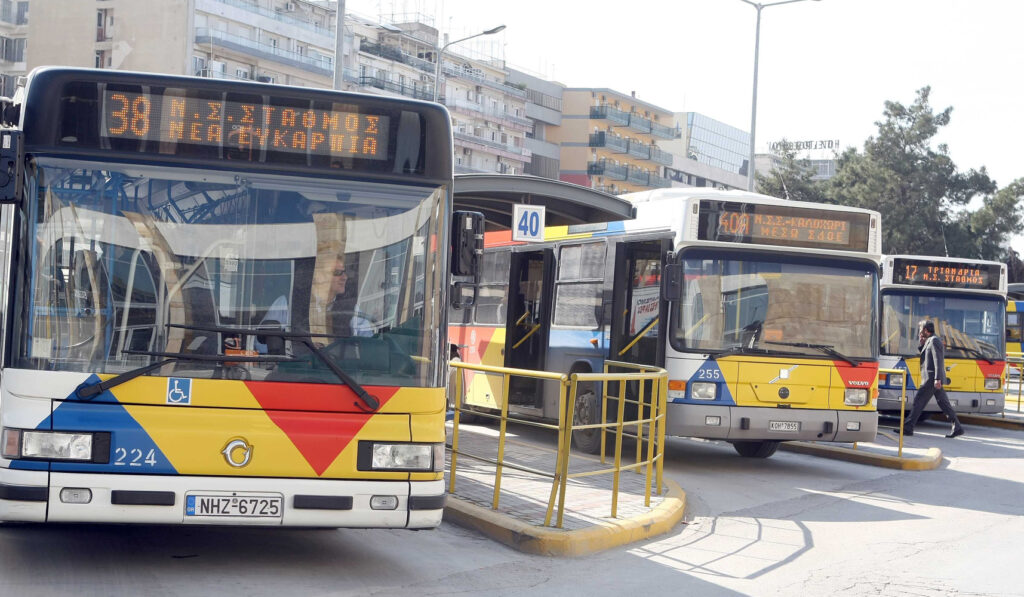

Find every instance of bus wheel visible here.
[732,440,780,458]
[572,383,603,454]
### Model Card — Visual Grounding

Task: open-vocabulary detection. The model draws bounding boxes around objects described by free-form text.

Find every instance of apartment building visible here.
[508,67,562,180]
[657,112,748,190]
[553,88,677,194]
[0,0,28,96]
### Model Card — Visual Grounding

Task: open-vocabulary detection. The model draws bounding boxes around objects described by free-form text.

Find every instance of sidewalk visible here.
[780,426,943,470]
[443,422,686,557]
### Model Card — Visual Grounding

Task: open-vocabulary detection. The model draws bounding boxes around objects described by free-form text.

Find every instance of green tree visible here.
[756,141,830,204]
[777,86,1024,260]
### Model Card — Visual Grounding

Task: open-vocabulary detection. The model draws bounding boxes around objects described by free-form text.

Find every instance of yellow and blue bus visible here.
[0,67,469,527]
[451,188,882,458]
[1008,283,1024,359]
[879,256,1007,416]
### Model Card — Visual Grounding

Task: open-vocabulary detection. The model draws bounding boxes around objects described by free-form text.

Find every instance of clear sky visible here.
[347,0,1024,254]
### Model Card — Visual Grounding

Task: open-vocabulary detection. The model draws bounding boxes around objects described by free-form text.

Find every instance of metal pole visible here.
[432,25,506,103]
[333,0,345,90]
[747,5,761,192]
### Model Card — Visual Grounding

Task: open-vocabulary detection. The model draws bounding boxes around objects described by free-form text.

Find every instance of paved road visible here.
[2,418,1022,596]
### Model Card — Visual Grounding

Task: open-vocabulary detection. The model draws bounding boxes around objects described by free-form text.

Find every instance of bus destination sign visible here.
[892,258,1002,291]
[697,200,871,252]
[101,90,390,161]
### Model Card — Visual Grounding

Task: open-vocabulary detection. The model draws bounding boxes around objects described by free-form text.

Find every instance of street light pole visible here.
[432,25,506,103]
[739,0,819,192]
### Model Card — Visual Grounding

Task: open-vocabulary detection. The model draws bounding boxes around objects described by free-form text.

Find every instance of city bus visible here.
[1008,283,1024,357]
[878,256,1007,417]
[450,188,882,458]
[0,67,470,527]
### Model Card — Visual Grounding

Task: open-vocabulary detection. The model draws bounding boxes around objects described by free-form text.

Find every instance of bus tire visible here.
[732,440,780,458]
[572,382,603,455]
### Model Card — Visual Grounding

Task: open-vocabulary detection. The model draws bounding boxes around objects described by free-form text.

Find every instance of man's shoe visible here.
[901,427,914,437]
[946,425,964,439]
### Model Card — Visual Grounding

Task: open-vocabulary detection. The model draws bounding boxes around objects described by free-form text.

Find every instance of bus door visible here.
[608,240,668,411]
[505,249,554,407]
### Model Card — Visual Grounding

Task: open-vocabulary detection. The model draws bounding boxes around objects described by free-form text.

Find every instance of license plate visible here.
[185,494,283,519]
[769,421,799,432]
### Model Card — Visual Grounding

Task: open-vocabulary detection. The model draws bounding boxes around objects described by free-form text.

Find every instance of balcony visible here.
[590,105,630,127]
[447,98,531,131]
[588,132,628,153]
[194,28,332,76]
[650,146,673,166]
[649,173,672,188]
[588,160,628,181]
[627,141,651,159]
[627,168,650,186]
[209,0,334,37]
[652,121,681,140]
[359,40,435,75]
[359,76,433,101]
[455,131,531,161]
[442,64,527,99]
[628,114,652,134]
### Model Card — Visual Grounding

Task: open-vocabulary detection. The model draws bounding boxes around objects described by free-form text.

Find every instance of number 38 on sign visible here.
[512,204,545,242]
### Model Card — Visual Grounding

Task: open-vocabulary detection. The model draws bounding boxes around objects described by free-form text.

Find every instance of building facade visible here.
[0,0,28,96]
[553,88,677,194]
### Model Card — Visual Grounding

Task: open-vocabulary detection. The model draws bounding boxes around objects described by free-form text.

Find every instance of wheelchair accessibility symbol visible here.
[166,378,192,405]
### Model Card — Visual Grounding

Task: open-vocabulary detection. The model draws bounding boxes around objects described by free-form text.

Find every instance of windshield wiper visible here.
[944,343,996,364]
[709,344,774,360]
[167,323,380,412]
[765,341,862,367]
[75,351,294,400]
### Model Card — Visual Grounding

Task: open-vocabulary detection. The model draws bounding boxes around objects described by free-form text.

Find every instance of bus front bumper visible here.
[665,403,877,443]
[0,468,444,528]
[878,389,1003,415]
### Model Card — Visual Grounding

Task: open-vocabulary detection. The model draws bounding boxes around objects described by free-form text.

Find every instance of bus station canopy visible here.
[453,174,635,230]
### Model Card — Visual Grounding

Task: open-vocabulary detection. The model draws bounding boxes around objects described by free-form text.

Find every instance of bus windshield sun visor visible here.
[166,323,381,412]
[944,343,996,364]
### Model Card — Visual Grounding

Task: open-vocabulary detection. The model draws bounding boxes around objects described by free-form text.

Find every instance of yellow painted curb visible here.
[779,441,943,471]
[949,414,1024,431]
[443,480,686,557]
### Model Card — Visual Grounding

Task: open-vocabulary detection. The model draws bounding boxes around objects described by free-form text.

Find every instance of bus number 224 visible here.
[113,447,158,467]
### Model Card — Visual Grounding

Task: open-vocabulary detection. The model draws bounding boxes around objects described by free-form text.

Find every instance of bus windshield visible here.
[671,251,877,360]
[882,292,1004,360]
[16,158,444,387]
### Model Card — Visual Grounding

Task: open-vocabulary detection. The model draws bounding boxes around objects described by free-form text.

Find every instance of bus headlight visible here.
[2,428,96,461]
[984,378,1001,390]
[844,389,869,406]
[691,382,717,400]
[887,373,904,387]
[362,442,444,472]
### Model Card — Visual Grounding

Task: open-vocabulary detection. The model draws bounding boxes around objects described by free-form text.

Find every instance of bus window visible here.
[474,249,511,325]
[554,242,605,328]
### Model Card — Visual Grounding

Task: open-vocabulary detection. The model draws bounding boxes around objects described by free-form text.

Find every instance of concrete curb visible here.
[946,413,1024,431]
[443,480,686,557]
[779,441,943,471]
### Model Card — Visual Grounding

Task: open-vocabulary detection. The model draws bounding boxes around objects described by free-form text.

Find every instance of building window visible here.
[95,51,104,69]
[236,68,250,79]
[192,55,206,75]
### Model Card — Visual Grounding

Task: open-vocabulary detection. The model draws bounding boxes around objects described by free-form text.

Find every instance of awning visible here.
[453,174,635,230]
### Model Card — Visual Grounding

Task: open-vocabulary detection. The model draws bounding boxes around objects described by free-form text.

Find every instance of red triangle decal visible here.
[245,382,398,476]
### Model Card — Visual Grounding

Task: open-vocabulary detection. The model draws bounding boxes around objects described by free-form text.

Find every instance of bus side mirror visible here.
[0,130,24,204]
[662,263,682,301]
[451,210,484,278]
[451,210,484,309]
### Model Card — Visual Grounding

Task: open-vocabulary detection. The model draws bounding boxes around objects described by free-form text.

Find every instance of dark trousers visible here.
[905,380,961,429]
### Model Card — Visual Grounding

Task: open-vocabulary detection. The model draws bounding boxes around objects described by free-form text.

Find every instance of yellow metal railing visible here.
[1007,353,1023,413]
[878,367,909,457]
[447,360,667,528]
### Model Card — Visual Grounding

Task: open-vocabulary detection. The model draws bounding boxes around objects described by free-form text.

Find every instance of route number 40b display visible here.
[513,204,545,242]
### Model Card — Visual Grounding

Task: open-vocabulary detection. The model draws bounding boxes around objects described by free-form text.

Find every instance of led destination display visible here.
[697,200,872,252]
[893,258,1002,290]
[102,90,390,160]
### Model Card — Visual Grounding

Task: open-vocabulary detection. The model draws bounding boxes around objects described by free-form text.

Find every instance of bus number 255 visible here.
[113,447,158,467]
[697,369,722,380]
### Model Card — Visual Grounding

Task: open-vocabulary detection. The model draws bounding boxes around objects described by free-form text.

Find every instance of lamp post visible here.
[432,25,506,103]
[739,0,819,192]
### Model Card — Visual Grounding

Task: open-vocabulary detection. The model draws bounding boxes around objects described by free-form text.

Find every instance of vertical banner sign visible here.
[512,204,545,243]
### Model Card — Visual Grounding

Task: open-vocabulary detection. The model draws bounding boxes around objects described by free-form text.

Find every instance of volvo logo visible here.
[778,387,790,399]
[221,438,253,468]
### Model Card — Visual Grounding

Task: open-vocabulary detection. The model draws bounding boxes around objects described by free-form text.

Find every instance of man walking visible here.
[901,320,964,438]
